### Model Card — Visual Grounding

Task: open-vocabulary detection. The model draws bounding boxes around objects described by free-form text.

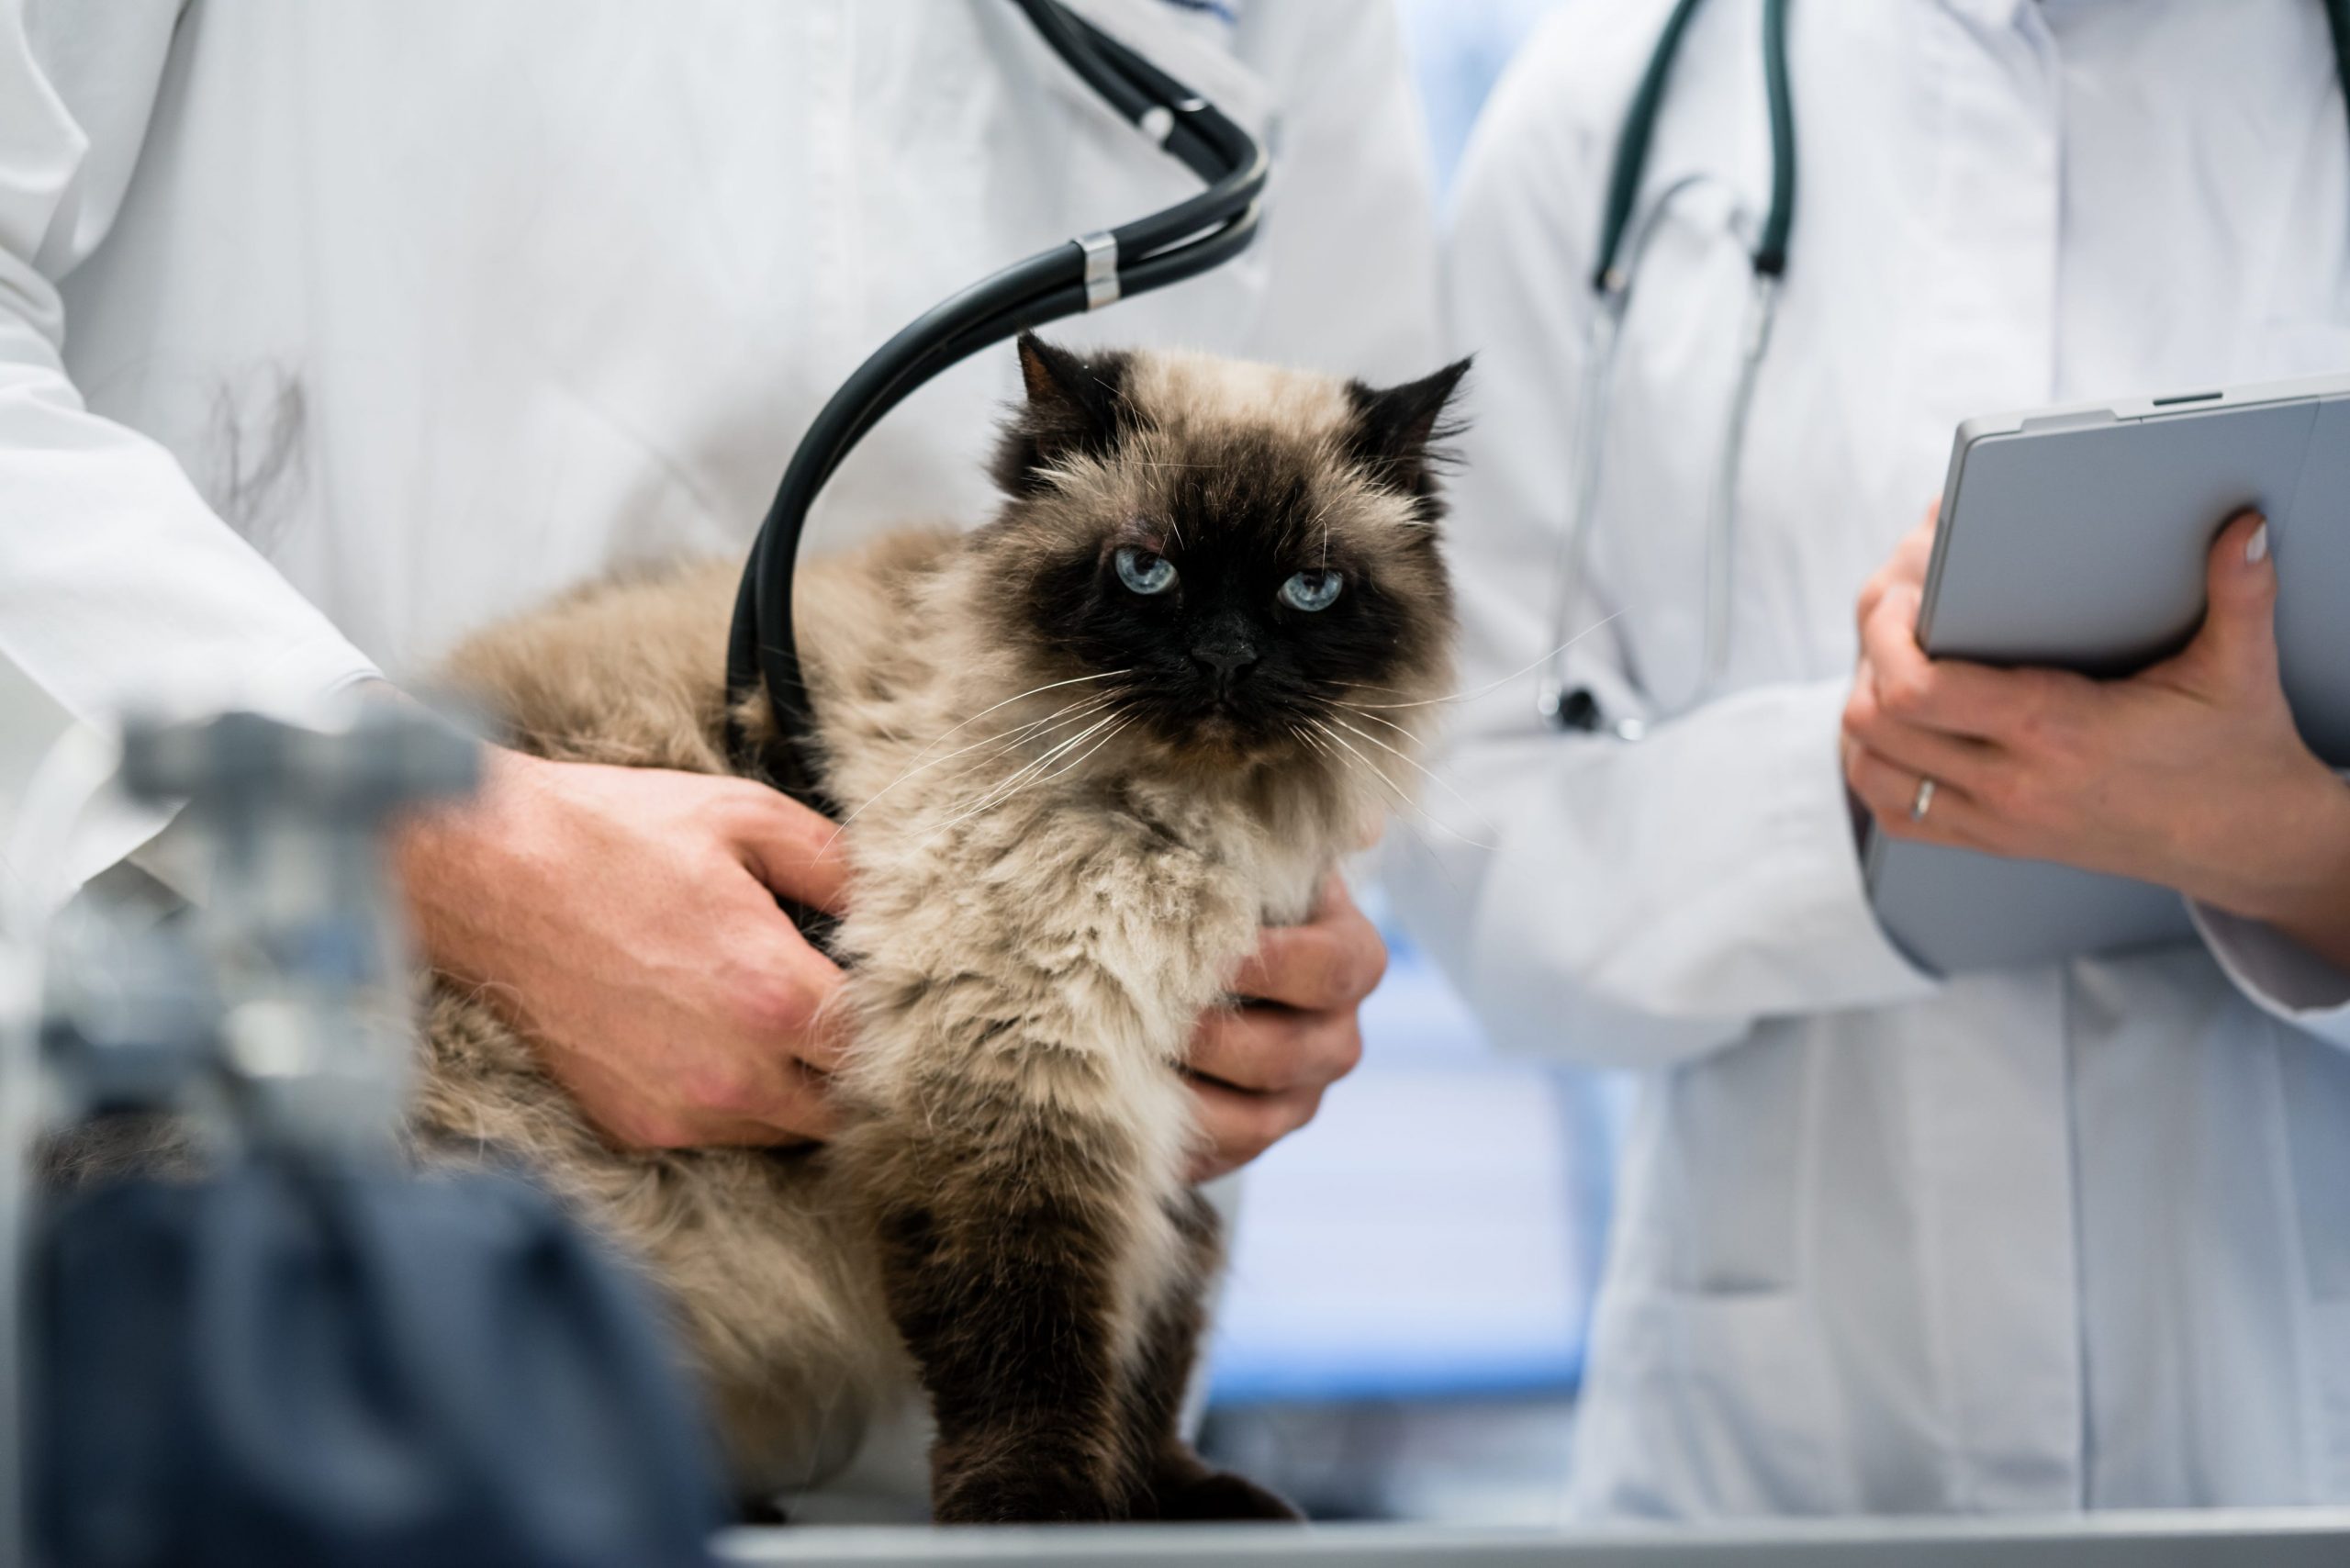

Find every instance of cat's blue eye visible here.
[1278,569,1344,612]
[1114,546,1178,596]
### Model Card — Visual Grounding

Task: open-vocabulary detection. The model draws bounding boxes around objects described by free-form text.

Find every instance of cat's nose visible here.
[1191,639,1259,690]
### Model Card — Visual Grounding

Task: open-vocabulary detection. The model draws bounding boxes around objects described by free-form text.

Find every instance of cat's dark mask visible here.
[972,334,1467,767]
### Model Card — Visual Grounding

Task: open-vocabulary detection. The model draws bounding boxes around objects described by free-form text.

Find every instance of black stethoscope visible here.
[723,0,1266,811]
[1542,0,2350,737]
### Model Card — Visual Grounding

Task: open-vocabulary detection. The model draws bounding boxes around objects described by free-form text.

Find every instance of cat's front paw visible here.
[932,1464,1126,1526]
[1149,1466,1304,1523]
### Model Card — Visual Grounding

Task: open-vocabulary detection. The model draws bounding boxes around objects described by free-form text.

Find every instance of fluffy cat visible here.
[418,336,1466,1523]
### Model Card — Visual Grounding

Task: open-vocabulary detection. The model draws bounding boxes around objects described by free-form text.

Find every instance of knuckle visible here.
[1247,1099,1293,1156]
[1328,1021,1365,1081]
[1843,687,1884,745]
[733,970,819,1041]
[1348,929,1389,1001]
[677,1054,768,1119]
[1992,776,2048,830]
[1846,747,1888,801]
[2003,702,2042,749]
[698,775,765,823]
[2008,687,2062,748]
[1881,668,1932,721]
[1974,772,2016,817]
[1304,945,1352,1011]
[1282,1088,1326,1139]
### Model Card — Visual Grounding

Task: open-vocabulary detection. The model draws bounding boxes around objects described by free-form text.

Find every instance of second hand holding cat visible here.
[1185,872,1384,1183]
[396,745,853,1148]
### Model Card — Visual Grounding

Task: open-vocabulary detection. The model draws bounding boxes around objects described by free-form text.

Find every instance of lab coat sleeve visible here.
[0,7,379,778]
[1383,32,1936,1071]
[2189,899,2350,1051]
[1230,0,1440,383]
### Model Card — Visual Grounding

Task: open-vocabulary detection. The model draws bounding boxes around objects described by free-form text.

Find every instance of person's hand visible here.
[1842,504,2350,966]
[393,745,852,1148]
[1183,873,1383,1182]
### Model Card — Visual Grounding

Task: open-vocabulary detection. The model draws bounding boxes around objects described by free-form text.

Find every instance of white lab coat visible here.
[0,0,1438,1517]
[0,0,1438,877]
[1393,0,2350,1518]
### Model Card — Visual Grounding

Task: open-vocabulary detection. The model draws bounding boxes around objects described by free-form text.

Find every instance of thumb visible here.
[2188,510,2279,690]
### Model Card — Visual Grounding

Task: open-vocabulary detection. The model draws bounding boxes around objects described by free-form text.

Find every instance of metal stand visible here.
[1,703,475,1566]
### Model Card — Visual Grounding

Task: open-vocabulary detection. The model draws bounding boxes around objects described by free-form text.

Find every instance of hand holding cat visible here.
[1842,504,2350,968]
[1184,873,1384,1182]
[395,746,853,1148]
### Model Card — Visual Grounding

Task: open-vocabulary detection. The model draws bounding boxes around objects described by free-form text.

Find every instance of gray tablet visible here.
[1863,370,2350,976]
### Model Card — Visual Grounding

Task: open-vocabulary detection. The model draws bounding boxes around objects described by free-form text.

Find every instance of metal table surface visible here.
[720,1508,2350,1567]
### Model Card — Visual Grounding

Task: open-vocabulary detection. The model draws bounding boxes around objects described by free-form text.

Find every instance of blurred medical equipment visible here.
[1538,0,2350,733]
[725,0,1266,812]
[3,706,724,1568]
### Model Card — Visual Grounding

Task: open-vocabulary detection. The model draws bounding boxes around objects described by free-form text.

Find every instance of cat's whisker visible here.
[922,695,1126,802]
[827,695,1118,846]
[895,668,1132,765]
[919,708,1125,846]
[939,691,1120,772]
[1323,713,1503,839]
[1311,720,1495,853]
[1026,715,1133,795]
[1337,613,1628,711]
[1301,721,1469,897]
[962,709,1136,829]
[815,683,1128,848]
[1332,704,1416,739]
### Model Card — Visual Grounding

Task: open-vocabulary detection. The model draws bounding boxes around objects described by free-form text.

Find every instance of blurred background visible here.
[1193,0,1633,1526]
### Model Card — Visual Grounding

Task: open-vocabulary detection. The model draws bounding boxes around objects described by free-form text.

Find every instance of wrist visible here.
[390,745,546,958]
[2210,767,2350,964]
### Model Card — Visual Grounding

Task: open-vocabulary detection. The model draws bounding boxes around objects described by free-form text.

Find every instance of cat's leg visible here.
[1123,1189,1303,1522]
[861,1088,1154,1525]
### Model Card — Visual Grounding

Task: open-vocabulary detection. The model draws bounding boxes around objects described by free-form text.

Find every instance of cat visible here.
[416,334,1467,1524]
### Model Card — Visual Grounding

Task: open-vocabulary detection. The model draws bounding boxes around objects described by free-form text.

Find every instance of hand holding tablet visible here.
[1850,374,2350,974]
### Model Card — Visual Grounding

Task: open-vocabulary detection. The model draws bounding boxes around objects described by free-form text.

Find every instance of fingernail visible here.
[2247,521,2270,566]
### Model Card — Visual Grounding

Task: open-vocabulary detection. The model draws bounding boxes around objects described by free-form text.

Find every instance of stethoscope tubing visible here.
[724,0,1268,806]
[1539,174,1781,732]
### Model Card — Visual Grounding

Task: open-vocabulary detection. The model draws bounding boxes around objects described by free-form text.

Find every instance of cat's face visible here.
[972,336,1465,774]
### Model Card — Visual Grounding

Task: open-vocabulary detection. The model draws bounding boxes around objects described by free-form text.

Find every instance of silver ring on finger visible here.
[1909,776,1937,823]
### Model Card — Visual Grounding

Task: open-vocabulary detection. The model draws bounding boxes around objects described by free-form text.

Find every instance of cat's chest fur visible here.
[814,656,1339,1103]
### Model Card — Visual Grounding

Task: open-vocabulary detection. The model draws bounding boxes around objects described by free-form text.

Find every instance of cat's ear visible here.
[991,332,1135,495]
[1342,357,1472,514]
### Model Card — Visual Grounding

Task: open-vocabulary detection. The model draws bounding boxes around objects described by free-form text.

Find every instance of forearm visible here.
[1393,678,1939,1070]
[2203,769,2350,971]
[3,7,377,740]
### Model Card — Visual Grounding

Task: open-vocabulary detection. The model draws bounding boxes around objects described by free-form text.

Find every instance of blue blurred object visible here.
[25,710,728,1566]
[38,1159,727,1568]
